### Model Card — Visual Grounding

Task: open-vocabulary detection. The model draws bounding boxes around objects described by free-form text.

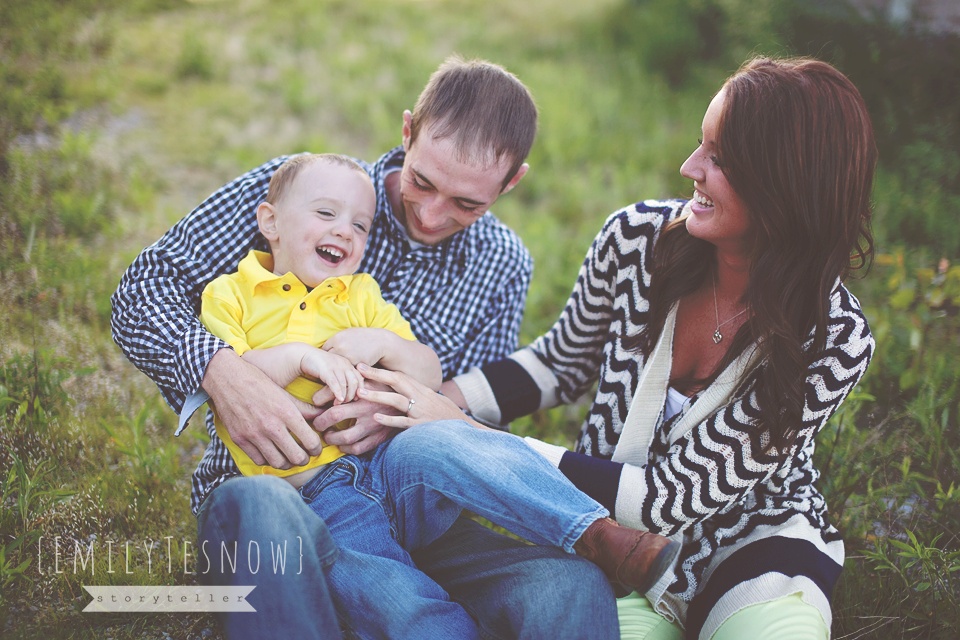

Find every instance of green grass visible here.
[2,0,959,638]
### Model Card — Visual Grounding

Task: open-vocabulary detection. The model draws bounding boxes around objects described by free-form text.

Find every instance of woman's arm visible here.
[453,202,683,425]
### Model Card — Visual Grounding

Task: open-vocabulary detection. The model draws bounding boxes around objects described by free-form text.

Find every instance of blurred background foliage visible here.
[1,0,958,637]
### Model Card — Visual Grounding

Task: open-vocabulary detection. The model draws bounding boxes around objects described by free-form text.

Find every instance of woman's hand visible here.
[355,363,490,430]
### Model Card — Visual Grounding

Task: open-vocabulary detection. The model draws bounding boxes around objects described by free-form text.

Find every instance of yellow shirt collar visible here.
[239,250,352,300]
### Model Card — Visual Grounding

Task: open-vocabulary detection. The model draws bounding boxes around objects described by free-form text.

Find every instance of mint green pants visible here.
[617,591,829,640]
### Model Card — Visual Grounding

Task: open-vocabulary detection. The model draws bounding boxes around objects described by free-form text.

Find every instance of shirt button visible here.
[300,302,306,310]
[283,284,291,291]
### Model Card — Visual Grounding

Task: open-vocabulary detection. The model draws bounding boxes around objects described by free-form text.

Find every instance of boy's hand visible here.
[322,328,391,366]
[300,348,364,403]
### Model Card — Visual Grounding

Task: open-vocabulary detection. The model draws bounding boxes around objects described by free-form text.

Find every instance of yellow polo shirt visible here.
[200,250,416,478]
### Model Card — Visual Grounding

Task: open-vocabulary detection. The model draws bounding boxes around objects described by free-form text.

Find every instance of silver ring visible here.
[406,397,416,414]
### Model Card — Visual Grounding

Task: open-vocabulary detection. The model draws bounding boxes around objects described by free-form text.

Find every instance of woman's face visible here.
[679,89,753,255]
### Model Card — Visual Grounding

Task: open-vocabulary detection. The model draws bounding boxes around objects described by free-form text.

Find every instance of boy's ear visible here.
[257,202,279,241]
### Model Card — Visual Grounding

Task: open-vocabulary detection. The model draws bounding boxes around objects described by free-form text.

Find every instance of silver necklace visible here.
[712,276,748,344]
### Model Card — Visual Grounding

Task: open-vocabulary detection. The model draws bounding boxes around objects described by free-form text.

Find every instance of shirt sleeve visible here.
[528,285,875,535]
[110,157,286,414]
[454,208,641,425]
[357,275,416,341]
[200,276,252,356]
[447,263,531,378]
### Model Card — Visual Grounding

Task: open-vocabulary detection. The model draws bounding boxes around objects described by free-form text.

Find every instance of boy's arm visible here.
[239,344,309,389]
[202,282,364,404]
[323,328,442,391]
[242,343,364,403]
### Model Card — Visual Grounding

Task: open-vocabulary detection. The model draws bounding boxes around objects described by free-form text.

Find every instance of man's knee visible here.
[198,475,338,577]
[198,475,325,544]
[206,475,300,512]
[520,552,613,610]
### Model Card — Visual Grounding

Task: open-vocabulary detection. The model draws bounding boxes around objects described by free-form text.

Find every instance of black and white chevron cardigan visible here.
[455,200,874,638]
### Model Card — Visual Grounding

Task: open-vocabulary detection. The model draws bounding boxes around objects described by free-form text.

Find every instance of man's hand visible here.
[202,349,324,469]
[312,380,401,455]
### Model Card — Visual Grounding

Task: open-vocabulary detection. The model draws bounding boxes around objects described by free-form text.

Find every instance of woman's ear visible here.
[257,202,280,241]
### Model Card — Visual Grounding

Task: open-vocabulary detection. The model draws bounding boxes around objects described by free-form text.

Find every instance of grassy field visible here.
[2,0,959,638]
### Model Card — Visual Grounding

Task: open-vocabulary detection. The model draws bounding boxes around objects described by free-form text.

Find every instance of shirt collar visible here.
[239,250,352,300]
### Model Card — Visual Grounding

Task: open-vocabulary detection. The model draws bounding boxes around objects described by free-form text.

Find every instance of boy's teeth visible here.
[317,246,344,262]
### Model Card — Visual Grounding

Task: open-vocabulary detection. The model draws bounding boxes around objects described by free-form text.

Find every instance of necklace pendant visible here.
[713,329,722,344]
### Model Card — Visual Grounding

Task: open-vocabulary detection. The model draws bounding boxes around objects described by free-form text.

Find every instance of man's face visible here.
[395,112,528,245]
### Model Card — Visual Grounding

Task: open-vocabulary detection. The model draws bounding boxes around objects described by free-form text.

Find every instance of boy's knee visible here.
[392,419,473,448]
[387,420,475,474]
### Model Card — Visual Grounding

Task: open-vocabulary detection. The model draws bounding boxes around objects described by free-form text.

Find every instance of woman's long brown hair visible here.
[627,57,877,455]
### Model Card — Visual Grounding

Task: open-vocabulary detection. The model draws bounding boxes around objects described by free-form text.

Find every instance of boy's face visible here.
[259,161,377,288]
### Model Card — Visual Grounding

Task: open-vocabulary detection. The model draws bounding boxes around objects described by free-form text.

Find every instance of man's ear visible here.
[401,110,413,152]
[257,202,280,241]
[500,163,529,195]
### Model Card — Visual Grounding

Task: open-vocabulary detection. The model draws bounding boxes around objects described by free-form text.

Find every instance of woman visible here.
[355,56,876,639]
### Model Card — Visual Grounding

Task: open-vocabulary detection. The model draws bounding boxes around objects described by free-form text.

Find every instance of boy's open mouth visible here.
[317,246,344,264]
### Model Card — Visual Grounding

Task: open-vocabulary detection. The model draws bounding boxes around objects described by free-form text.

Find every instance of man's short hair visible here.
[265,153,369,205]
[410,55,538,188]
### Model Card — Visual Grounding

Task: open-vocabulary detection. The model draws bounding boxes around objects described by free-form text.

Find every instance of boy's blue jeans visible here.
[197,420,619,640]
[301,420,612,639]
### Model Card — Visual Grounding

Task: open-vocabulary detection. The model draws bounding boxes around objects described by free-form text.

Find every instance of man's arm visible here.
[110,156,325,468]
[111,157,284,412]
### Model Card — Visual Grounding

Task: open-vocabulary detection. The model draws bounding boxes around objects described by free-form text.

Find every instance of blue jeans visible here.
[301,420,614,640]
[197,423,620,640]
[196,475,341,640]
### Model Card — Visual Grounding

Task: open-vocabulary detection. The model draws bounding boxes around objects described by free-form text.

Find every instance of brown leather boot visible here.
[574,517,680,593]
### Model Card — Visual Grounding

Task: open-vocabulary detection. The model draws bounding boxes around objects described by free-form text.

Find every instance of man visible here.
[111,56,618,639]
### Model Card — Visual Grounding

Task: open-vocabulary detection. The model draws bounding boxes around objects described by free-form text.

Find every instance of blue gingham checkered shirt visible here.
[110,146,533,513]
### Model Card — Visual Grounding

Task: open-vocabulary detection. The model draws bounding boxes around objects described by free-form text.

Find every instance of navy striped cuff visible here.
[558,451,624,517]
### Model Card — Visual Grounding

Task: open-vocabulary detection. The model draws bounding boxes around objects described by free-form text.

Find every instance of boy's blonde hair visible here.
[265,153,370,205]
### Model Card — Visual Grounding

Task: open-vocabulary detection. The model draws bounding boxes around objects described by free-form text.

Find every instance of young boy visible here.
[200,153,441,488]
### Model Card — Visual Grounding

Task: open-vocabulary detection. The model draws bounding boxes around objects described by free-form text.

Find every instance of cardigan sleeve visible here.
[528,284,874,534]
[454,202,673,425]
